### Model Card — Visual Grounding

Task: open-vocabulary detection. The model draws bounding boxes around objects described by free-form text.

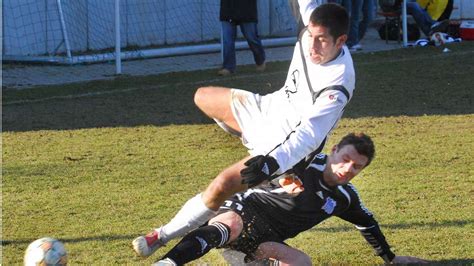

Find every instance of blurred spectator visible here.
[217,0,266,76]
[289,0,323,34]
[407,0,453,37]
[342,0,376,51]
[327,0,349,4]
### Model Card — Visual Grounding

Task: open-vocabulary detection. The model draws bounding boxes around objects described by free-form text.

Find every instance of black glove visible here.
[241,155,280,187]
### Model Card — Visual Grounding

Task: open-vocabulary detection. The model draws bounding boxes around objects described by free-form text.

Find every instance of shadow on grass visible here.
[3,43,474,132]
[308,218,473,233]
[3,218,472,246]
[1,234,137,246]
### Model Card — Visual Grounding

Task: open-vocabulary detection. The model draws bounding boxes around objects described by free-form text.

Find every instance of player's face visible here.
[307,22,347,65]
[324,144,368,186]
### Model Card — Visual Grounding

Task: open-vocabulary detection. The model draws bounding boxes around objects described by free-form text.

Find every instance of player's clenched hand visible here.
[241,155,280,187]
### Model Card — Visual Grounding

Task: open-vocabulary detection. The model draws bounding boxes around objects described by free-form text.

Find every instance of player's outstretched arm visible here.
[390,255,429,264]
[296,0,319,26]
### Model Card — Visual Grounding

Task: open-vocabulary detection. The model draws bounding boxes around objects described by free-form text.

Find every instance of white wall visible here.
[459,0,474,19]
[451,0,474,19]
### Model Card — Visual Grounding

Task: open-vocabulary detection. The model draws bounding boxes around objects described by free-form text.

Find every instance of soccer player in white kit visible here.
[133,2,356,257]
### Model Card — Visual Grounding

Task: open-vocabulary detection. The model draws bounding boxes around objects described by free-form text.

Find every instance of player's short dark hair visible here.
[337,133,375,167]
[309,3,349,40]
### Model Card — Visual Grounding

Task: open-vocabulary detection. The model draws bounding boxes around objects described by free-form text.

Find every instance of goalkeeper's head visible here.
[324,133,375,186]
[336,133,375,167]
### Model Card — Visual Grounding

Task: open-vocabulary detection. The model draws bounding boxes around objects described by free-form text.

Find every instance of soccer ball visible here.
[24,237,68,266]
[430,32,447,46]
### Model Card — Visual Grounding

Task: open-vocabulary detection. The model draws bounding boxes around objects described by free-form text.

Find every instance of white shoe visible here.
[217,68,232,76]
[152,258,177,266]
[132,229,165,257]
[349,43,362,52]
[256,62,266,72]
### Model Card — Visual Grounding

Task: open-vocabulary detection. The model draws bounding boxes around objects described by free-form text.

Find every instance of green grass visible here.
[2,42,474,265]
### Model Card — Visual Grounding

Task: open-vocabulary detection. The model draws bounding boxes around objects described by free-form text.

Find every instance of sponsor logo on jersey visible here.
[315,153,326,160]
[316,191,324,199]
[322,197,337,214]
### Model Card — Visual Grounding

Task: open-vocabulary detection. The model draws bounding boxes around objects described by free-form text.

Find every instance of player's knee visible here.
[293,253,312,265]
[227,221,242,241]
[256,242,312,265]
[194,86,210,109]
[285,248,311,265]
[274,253,311,265]
[209,212,243,242]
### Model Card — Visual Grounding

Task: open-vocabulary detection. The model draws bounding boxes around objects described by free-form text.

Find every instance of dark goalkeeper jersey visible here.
[229,154,395,262]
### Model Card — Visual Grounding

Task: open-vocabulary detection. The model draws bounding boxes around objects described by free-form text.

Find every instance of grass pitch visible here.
[2,42,474,265]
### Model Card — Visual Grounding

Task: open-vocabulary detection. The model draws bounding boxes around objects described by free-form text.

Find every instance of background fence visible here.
[3,0,473,66]
[3,0,297,60]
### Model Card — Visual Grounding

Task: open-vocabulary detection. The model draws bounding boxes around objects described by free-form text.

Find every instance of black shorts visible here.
[218,194,286,259]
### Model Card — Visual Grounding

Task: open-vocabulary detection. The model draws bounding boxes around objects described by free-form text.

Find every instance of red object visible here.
[460,21,474,40]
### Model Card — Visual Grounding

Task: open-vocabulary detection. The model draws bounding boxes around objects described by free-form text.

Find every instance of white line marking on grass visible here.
[4,71,283,106]
[4,88,141,105]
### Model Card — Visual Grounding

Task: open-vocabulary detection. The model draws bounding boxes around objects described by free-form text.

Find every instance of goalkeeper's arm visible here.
[358,224,429,264]
[356,223,396,263]
[339,201,428,264]
[336,194,396,263]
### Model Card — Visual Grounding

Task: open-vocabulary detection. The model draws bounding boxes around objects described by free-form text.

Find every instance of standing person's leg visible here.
[221,21,238,73]
[240,22,266,70]
[406,2,435,36]
[346,0,363,49]
[358,0,375,41]
[341,0,351,10]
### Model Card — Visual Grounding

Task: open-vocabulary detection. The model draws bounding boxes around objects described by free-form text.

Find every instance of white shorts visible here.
[229,89,294,156]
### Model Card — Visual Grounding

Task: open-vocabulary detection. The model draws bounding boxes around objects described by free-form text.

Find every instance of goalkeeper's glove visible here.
[241,155,280,187]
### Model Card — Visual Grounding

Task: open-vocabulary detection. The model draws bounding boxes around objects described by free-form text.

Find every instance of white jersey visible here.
[297,0,323,26]
[231,29,355,174]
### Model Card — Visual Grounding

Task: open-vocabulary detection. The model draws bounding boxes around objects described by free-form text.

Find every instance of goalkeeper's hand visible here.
[241,155,280,187]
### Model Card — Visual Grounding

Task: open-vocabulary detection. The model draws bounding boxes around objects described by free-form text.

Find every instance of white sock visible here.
[158,193,217,244]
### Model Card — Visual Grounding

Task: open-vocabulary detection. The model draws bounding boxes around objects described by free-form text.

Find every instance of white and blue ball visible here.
[24,237,67,266]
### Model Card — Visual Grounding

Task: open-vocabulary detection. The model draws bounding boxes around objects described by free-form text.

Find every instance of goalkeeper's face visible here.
[307,22,347,65]
[324,144,368,186]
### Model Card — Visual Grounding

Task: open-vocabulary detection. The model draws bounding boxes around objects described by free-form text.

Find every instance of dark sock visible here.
[160,222,230,265]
